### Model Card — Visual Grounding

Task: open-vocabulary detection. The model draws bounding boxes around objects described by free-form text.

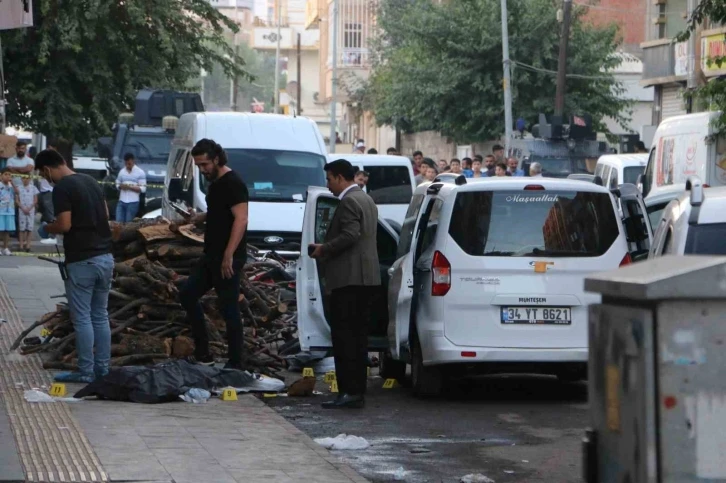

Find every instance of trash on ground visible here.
[314,434,370,450]
[287,376,317,397]
[503,470,514,474]
[24,389,82,403]
[460,474,495,483]
[179,388,211,403]
[377,467,409,480]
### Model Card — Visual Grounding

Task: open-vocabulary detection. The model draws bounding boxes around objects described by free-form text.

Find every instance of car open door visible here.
[296,187,401,351]
[617,183,653,262]
[387,195,435,360]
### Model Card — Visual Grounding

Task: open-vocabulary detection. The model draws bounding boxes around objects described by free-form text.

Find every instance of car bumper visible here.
[420,331,588,365]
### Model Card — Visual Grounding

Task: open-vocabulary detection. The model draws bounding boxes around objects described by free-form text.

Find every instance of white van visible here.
[297,173,652,396]
[641,111,726,228]
[328,154,416,227]
[594,153,647,190]
[162,112,328,256]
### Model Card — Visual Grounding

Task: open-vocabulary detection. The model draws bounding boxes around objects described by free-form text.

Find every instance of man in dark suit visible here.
[309,159,381,409]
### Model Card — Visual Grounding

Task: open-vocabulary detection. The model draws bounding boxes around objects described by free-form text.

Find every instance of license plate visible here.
[501,306,572,325]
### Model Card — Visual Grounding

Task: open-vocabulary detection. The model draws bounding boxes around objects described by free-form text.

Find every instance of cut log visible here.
[157,244,204,260]
[137,223,176,243]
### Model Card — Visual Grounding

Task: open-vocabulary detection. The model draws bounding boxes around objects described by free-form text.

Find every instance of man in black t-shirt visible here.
[35,149,114,384]
[179,139,249,369]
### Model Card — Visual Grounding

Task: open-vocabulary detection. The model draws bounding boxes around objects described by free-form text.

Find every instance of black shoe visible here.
[321,393,365,409]
[183,355,215,366]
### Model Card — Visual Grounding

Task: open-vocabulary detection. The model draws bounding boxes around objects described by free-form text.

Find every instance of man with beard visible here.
[7,141,34,238]
[179,139,249,369]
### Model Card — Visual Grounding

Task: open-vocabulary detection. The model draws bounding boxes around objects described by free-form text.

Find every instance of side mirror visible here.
[168,178,184,202]
[636,173,645,194]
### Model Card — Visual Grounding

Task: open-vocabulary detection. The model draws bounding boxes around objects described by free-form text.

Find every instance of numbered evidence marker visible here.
[49,383,67,397]
[220,387,238,401]
[302,367,315,377]
[330,380,339,393]
[324,371,336,383]
[382,378,398,389]
[40,328,51,337]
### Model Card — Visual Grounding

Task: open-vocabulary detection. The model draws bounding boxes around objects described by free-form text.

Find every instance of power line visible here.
[512,60,613,81]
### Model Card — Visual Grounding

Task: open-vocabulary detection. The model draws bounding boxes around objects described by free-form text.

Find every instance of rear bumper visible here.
[421,331,587,365]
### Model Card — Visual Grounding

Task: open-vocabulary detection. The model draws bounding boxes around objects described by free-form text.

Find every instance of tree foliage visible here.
[367,0,630,142]
[0,0,250,145]
[679,0,726,129]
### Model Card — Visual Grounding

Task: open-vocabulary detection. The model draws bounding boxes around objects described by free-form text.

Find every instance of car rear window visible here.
[448,190,620,257]
[363,166,413,205]
[685,224,726,255]
[623,166,645,185]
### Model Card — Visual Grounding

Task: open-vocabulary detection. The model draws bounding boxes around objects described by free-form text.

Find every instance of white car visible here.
[296,173,652,397]
[649,177,726,257]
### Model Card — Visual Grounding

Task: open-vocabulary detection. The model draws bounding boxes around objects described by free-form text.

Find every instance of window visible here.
[684,223,726,255]
[529,157,592,178]
[662,226,673,254]
[417,199,443,258]
[181,152,194,191]
[377,223,398,265]
[343,23,362,65]
[623,166,645,185]
[315,197,339,244]
[448,190,620,257]
[396,194,425,259]
[200,149,327,202]
[122,133,171,164]
[647,202,668,230]
[363,166,412,205]
[642,149,656,196]
[608,168,618,190]
[72,144,99,158]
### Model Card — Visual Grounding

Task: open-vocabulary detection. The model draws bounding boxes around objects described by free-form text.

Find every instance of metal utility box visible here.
[584,255,726,483]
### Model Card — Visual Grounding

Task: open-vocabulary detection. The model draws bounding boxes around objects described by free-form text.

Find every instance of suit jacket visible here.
[320,186,381,293]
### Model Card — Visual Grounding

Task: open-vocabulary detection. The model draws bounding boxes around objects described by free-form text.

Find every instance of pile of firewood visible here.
[11,218,297,377]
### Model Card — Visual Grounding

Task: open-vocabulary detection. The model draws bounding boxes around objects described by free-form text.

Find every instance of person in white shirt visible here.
[115,153,146,222]
[529,162,543,177]
[6,141,34,189]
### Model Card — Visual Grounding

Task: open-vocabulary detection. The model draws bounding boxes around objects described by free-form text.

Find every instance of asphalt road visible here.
[261,370,588,483]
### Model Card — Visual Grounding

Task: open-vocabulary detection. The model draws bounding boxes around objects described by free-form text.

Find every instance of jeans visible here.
[64,254,114,377]
[116,201,140,222]
[179,256,244,364]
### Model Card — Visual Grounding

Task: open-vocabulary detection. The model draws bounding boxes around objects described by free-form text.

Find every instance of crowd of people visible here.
[410,144,542,185]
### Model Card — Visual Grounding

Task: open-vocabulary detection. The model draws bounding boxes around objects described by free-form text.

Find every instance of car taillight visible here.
[432,251,451,296]
[704,183,710,188]
[620,253,632,267]
[524,185,545,190]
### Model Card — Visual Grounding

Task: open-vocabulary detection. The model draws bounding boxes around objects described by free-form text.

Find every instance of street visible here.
[263,370,587,483]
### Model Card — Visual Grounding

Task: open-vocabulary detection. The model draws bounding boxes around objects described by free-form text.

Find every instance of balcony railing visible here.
[328,49,370,68]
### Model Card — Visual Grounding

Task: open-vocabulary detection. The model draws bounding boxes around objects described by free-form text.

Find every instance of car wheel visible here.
[379,350,407,382]
[411,332,443,397]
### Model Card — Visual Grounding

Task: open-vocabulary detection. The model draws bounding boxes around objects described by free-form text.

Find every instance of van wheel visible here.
[411,334,443,397]
[379,351,407,382]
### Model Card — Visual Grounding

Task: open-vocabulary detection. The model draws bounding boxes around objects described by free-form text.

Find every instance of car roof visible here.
[328,154,413,167]
[596,154,648,168]
[678,186,726,225]
[414,177,613,197]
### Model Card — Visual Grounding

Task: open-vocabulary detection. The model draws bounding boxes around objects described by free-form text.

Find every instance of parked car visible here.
[296,173,652,397]
[594,153,647,190]
[649,176,726,257]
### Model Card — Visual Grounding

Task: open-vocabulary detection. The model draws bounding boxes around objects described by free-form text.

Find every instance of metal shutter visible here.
[661,85,686,120]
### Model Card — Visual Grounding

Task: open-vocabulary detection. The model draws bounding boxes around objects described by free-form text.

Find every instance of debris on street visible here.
[460,474,495,483]
[23,389,83,403]
[11,218,298,377]
[314,434,370,450]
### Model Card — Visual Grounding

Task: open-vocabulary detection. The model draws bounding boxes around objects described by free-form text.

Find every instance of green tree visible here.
[0,0,250,145]
[679,0,726,128]
[367,0,630,142]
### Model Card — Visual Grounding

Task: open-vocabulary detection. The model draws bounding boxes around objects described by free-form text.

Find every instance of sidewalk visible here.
[0,259,368,483]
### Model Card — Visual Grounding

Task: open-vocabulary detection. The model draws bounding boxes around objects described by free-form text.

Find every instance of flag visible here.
[573,115,586,127]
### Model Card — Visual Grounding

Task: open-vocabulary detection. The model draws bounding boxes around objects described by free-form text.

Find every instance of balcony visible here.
[305,0,323,30]
[252,27,320,51]
[640,38,684,86]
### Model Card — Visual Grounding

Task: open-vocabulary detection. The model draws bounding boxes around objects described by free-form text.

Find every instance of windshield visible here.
[448,190,620,257]
[623,166,645,185]
[685,224,726,255]
[122,133,172,164]
[200,149,326,202]
[73,144,99,158]
[529,157,591,178]
[363,165,412,205]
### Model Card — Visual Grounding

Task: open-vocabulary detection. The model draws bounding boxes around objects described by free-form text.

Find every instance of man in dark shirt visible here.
[179,139,249,370]
[35,149,114,383]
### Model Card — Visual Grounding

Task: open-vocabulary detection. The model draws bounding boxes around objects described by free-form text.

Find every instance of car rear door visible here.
[617,183,653,260]
[441,186,627,350]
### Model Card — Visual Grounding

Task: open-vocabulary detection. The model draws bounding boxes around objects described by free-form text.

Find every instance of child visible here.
[0,170,16,256]
[17,175,39,252]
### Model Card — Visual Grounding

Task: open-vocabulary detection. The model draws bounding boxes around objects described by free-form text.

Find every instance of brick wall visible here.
[581,0,646,53]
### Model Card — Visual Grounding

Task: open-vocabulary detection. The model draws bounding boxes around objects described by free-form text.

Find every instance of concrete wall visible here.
[400,131,457,161]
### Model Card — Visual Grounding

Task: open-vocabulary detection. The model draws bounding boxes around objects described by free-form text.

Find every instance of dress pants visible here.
[329,285,375,395]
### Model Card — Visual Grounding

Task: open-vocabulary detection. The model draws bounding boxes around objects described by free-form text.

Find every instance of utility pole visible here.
[328,0,338,153]
[500,0,513,156]
[554,0,572,117]
[0,36,6,134]
[274,0,282,113]
[686,0,697,112]
[297,33,302,114]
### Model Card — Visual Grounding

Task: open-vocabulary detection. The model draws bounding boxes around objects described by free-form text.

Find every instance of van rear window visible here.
[448,190,620,257]
[363,166,412,205]
[685,224,726,255]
